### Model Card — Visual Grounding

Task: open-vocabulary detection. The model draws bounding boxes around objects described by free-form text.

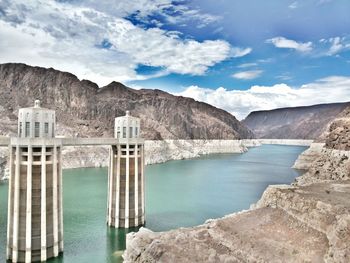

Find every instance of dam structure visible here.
[2,101,145,262]
[107,111,145,228]
[6,100,63,262]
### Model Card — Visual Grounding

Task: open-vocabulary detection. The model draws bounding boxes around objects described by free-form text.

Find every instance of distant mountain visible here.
[0,63,253,140]
[243,103,350,139]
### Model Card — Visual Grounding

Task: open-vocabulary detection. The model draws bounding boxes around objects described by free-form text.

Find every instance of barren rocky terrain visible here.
[243,103,349,139]
[123,106,350,263]
[0,63,253,140]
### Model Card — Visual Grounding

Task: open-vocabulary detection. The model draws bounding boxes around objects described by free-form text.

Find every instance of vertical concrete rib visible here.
[53,145,59,256]
[40,146,47,261]
[110,147,115,226]
[134,144,139,226]
[125,143,130,228]
[12,145,20,262]
[6,146,13,259]
[141,144,145,224]
[107,147,113,226]
[25,146,32,263]
[58,148,64,252]
[115,146,120,228]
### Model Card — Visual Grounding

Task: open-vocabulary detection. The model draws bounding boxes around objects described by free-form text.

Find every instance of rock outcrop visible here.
[124,208,329,263]
[144,140,247,165]
[0,63,253,140]
[325,108,350,151]
[243,103,349,139]
[293,142,325,170]
[256,182,350,262]
[296,106,350,185]
[123,107,350,262]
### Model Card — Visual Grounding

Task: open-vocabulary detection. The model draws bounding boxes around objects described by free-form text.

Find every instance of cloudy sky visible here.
[1,0,350,119]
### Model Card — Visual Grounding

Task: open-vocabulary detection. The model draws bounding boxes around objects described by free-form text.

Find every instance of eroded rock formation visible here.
[243,103,349,139]
[0,63,253,140]
[123,107,350,263]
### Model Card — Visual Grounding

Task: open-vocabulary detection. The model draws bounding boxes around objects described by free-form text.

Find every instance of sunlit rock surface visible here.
[0,63,253,140]
[123,107,350,263]
[243,103,349,139]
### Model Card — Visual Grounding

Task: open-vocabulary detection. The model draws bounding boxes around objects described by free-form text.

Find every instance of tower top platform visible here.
[18,100,56,139]
[114,111,142,140]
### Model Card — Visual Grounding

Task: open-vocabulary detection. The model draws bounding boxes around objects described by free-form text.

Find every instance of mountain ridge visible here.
[243,102,350,139]
[0,63,254,140]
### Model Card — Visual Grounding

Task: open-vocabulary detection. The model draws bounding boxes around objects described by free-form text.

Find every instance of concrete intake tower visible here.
[107,111,145,228]
[5,102,146,262]
[7,100,63,262]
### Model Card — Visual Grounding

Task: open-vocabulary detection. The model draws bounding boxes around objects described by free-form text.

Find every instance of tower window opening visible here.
[34,122,40,137]
[129,127,133,138]
[25,122,30,137]
[117,127,120,138]
[44,122,49,134]
[123,127,126,138]
[19,122,22,137]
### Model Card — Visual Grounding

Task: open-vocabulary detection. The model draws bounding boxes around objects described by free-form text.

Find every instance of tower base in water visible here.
[7,138,63,262]
[107,140,145,228]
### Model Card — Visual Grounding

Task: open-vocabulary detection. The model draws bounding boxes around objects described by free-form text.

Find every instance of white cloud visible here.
[237,63,258,68]
[230,47,252,58]
[276,74,293,81]
[266,37,313,52]
[232,70,263,80]
[162,5,221,27]
[326,37,350,55]
[175,76,350,119]
[289,1,298,9]
[0,0,250,86]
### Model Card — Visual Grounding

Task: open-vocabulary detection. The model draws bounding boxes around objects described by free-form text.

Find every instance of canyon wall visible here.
[0,139,312,181]
[243,102,349,139]
[0,140,250,180]
[0,63,253,140]
[123,108,350,263]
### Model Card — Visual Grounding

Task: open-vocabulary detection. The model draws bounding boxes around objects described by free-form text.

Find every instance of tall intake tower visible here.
[7,100,63,262]
[107,111,145,228]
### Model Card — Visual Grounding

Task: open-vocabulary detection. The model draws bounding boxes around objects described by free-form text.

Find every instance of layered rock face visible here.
[145,140,247,164]
[293,142,325,170]
[124,208,329,263]
[296,107,350,186]
[123,108,350,263]
[0,140,248,180]
[0,63,253,140]
[243,103,349,139]
[62,140,248,169]
[325,108,350,151]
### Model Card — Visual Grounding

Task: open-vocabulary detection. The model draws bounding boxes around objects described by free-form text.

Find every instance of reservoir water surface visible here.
[0,144,306,262]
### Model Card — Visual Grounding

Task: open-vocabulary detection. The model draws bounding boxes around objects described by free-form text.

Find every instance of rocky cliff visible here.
[123,107,350,262]
[0,63,253,140]
[243,103,349,139]
[325,106,350,151]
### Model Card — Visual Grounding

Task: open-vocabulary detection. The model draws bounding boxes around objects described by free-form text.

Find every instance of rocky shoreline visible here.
[0,139,311,181]
[122,139,349,262]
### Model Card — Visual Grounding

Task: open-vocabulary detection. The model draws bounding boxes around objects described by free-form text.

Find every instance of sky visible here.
[0,0,350,119]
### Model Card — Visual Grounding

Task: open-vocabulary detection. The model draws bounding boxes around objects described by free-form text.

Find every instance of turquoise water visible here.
[0,144,306,262]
